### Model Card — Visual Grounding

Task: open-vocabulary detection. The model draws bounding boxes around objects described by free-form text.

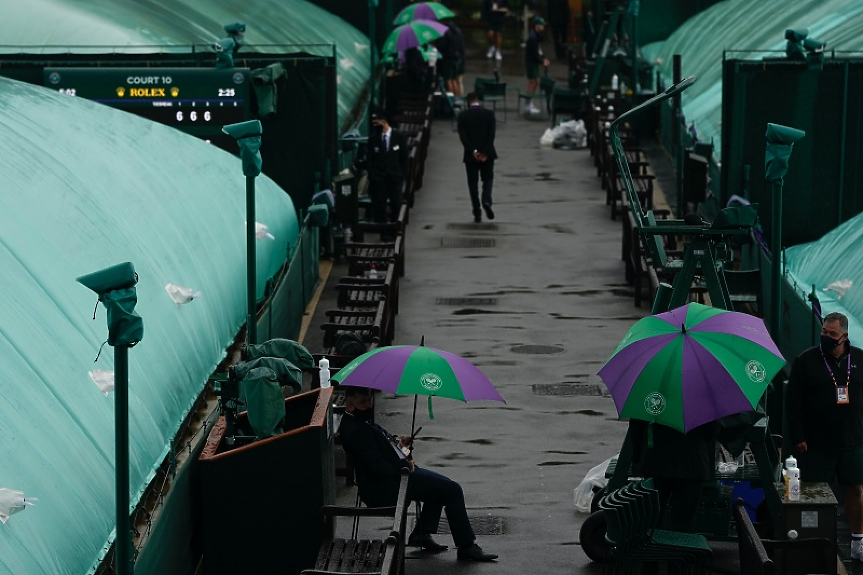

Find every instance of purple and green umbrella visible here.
[381,19,449,55]
[598,302,785,434]
[393,2,455,25]
[330,344,505,431]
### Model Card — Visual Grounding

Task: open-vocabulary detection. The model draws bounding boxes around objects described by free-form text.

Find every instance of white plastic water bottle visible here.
[788,476,801,501]
[611,74,619,91]
[785,467,800,499]
[319,356,331,388]
[369,264,378,279]
[785,454,797,470]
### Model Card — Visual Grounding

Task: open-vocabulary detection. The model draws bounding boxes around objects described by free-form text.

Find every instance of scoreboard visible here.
[44,67,251,142]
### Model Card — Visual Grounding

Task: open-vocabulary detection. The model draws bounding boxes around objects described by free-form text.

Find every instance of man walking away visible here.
[457,93,497,223]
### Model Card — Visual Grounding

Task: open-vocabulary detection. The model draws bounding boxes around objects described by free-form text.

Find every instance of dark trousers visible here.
[369,177,403,223]
[464,159,494,217]
[408,467,475,548]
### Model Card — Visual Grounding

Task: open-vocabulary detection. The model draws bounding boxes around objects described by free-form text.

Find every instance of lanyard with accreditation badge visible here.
[821,348,852,404]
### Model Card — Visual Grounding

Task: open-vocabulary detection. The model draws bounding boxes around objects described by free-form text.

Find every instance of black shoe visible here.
[473,213,481,223]
[457,543,498,561]
[482,203,495,220]
[408,532,448,552]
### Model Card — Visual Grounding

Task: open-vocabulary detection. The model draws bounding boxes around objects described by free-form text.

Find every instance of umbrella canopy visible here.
[330,345,505,403]
[598,302,785,433]
[381,19,449,55]
[393,2,455,25]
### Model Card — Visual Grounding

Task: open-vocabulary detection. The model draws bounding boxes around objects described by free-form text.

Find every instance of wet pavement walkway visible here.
[302,25,851,575]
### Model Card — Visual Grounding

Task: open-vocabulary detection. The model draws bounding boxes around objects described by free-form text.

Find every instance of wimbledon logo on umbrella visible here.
[644,392,666,415]
[420,373,443,392]
[746,360,766,383]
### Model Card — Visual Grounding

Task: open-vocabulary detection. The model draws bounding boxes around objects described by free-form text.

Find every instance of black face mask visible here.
[821,334,842,351]
[352,407,374,422]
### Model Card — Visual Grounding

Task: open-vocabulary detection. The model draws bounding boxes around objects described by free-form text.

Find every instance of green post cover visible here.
[223,120,263,177]
[76,262,144,346]
[764,123,805,183]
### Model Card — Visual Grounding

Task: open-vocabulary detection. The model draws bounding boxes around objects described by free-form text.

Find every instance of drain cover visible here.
[441,237,496,248]
[436,297,498,306]
[438,516,507,536]
[447,223,499,232]
[511,344,564,354]
[532,383,604,396]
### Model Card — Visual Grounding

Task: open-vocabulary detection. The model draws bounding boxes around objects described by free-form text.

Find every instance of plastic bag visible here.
[553,120,588,149]
[540,128,555,147]
[573,455,615,513]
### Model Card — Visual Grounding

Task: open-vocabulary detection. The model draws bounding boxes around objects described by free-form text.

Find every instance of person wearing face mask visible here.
[339,386,498,562]
[787,312,863,560]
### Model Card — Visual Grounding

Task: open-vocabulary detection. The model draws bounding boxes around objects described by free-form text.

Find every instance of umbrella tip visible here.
[420,335,425,346]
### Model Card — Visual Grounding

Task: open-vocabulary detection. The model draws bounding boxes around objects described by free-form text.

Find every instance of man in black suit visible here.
[457,93,497,223]
[340,386,498,562]
[367,109,408,223]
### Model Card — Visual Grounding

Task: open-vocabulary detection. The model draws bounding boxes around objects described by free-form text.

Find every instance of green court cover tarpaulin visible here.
[641,0,863,160]
[0,76,296,574]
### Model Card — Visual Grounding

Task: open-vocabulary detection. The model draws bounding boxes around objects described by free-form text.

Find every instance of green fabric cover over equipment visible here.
[307,203,330,227]
[710,204,758,230]
[238,366,286,438]
[244,338,314,370]
[234,356,303,394]
[252,63,287,118]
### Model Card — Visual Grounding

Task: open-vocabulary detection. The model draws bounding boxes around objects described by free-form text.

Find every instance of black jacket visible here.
[340,413,410,507]
[457,104,497,163]
[787,343,863,449]
[367,128,408,184]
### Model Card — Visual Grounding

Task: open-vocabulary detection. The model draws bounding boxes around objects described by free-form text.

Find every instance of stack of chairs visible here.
[599,478,712,575]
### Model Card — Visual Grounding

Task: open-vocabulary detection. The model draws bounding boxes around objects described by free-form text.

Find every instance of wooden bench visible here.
[335,262,398,345]
[321,300,387,351]
[613,173,654,220]
[302,469,410,575]
[347,203,408,278]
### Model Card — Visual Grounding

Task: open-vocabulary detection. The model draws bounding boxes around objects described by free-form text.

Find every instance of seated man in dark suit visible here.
[367,109,408,224]
[340,386,498,562]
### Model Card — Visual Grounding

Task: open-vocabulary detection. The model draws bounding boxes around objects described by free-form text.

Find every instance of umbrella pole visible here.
[411,395,418,439]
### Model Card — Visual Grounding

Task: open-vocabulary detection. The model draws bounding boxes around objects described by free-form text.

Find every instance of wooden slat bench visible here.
[335,262,398,345]
[301,469,410,575]
[613,173,654,220]
[321,300,387,351]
